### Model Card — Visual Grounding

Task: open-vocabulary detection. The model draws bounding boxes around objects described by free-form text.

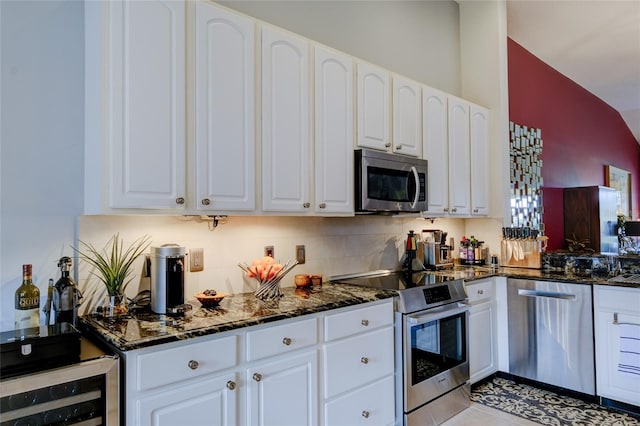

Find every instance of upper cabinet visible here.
[470,105,490,216]
[356,63,391,152]
[422,86,449,215]
[314,46,355,214]
[392,75,422,157]
[85,0,186,213]
[194,2,256,211]
[261,26,311,213]
[447,96,471,216]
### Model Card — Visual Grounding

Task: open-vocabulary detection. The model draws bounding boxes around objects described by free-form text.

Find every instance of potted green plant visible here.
[73,233,151,313]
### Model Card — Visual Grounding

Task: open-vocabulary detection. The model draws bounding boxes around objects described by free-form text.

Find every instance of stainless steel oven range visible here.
[332,270,470,426]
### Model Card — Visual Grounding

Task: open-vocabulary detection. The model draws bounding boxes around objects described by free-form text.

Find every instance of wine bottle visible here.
[15,264,40,329]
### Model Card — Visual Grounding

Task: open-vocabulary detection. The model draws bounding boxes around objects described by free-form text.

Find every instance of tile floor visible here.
[441,402,543,426]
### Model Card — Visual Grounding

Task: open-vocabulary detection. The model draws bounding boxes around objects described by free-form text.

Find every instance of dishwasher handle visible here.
[517,288,577,300]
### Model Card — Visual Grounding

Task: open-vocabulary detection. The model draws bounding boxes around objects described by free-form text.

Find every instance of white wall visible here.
[0,1,84,331]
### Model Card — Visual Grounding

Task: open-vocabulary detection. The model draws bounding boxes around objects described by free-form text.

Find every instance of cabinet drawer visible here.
[324,301,393,342]
[246,317,318,362]
[323,326,394,398]
[137,335,237,391]
[595,285,640,313]
[465,279,494,303]
[324,375,395,426]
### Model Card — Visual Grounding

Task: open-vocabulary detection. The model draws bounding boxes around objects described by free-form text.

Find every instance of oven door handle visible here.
[407,302,469,325]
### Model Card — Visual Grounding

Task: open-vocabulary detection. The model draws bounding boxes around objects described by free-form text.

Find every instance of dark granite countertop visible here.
[80,283,395,352]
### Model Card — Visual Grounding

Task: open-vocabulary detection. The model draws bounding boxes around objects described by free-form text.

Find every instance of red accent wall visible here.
[507,38,639,251]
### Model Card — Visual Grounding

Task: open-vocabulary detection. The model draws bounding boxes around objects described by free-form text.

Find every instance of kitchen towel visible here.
[618,323,640,376]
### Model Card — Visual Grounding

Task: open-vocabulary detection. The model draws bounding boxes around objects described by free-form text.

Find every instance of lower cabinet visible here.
[594,285,640,407]
[465,278,498,384]
[122,299,395,425]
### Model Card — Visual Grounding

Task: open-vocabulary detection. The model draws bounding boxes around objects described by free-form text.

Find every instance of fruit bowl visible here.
[194,291,226,307]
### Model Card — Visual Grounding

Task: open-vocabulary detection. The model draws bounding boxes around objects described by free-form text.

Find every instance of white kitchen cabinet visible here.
[447,96,471,216]
[470,104,490,216]
[194,2,255,211]
[247,350,319,426]
[594,285,640,407]
[392,74,422,157]
[261,25,311,213]
[356,62,391,152]
[85,0,186,212]
[465,278,498,384]
[422,86,449,215]
[322,301,395,425]
[314,45,355,214]
[137,372,239,426]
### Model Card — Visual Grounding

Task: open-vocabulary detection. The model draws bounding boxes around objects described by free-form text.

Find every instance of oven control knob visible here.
[360,357,369,364]
[362,411,370,418]
[361,319,369,326]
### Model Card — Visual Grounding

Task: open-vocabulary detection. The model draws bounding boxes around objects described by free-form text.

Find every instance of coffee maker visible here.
[150,244,191,314]
[422,230,454,270]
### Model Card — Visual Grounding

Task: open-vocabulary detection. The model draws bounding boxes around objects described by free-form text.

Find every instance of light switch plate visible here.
[296,245,305,264]
[190,248,204,272]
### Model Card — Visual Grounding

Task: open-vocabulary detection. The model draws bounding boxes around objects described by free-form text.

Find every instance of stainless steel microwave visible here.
[355,149,428,213]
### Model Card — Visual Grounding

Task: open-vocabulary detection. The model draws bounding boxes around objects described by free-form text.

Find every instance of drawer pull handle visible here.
[361,319,369,326]
[282,337,292,346]
[253,373,263,382]
[188,360,199,370]
[226,381,236,390]
[362,411,370,418]
[477,289,484,295]
[361,357,369,364]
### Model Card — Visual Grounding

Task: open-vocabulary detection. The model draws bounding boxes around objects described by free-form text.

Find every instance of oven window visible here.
[410,311,466,385]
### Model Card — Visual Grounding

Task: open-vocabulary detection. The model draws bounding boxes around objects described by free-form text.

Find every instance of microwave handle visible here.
[409,166,419,209]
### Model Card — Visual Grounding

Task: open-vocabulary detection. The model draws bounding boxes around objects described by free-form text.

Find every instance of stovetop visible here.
[330,270,467,314]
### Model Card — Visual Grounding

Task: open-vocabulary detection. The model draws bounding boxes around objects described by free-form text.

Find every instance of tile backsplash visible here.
[76,215,468,314]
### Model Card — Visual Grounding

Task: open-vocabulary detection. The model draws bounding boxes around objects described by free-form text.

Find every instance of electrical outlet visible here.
[190,248,204,272]
[265,246,274,258]
[296,245,305,264]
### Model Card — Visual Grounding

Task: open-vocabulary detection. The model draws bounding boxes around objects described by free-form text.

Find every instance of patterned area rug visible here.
[471,377,640,425]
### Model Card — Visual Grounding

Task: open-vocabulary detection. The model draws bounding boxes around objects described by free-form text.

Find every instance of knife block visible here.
[500,238,543,269]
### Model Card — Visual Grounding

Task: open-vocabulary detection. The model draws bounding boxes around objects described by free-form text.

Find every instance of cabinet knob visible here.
[303,202,311,208]
[253,373,263,382]
[360,357,369,364]
[451,208,457,212]
[176,197,185,205]
[226,381,236,390]
[362,411,370,418]
[444,207,449,212]
[361,319,369,326]
[384,143,391,148]
[478,289,484,295]
[202,198,211,206]
[188,360,199,370]
[473,208,479,213]
[319,203,326,209]
[282,337,292,346]
[395,145,402,150]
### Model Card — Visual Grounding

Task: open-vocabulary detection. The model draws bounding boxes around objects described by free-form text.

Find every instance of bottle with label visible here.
[15,264,40,329]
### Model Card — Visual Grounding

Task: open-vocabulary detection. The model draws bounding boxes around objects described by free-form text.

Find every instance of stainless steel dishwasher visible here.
[507,278,595,395]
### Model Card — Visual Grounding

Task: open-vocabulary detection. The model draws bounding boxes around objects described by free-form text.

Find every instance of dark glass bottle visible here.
[15,264,40,329]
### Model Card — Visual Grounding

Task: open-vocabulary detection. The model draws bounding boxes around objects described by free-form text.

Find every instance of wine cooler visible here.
[0,345,118,425]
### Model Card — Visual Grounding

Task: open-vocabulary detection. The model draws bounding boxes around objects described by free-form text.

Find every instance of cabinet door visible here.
[447,97,470,216]
[469,300,497,383]
[470,104,489,216]
[194,2,255,211]
[107,0,186,209]
[137,372,238,426]
[392,75,422,157]
[356,62,390,151]
[247,350,319,426]
[314,46,354,214]
[422,86,449,215]
[261,26,310,212]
